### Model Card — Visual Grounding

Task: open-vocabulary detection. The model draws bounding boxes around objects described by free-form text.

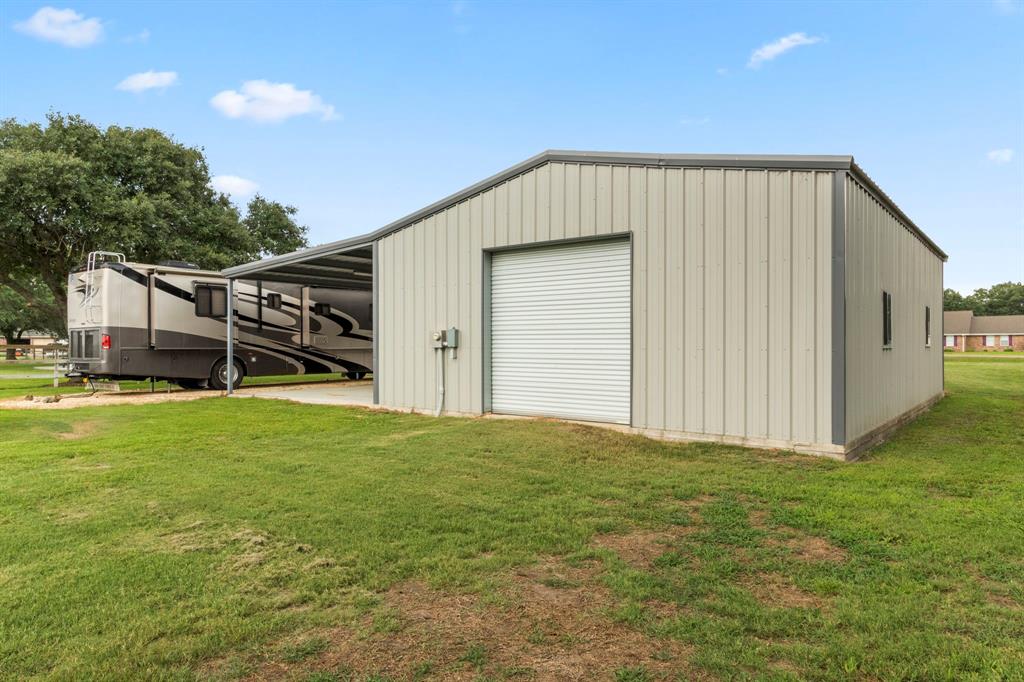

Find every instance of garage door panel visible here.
[490,238,631,425]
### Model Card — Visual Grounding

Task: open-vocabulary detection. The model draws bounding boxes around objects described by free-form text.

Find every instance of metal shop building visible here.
[224,151,947,460]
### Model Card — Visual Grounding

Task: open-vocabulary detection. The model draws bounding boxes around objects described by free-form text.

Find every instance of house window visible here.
[882,291,893,348]
[999,335,1010,346]
[195,284,228,318]
[944,335,955,348]
[984,335,996,347]
[266,293,283,310]
[925,306,931,347]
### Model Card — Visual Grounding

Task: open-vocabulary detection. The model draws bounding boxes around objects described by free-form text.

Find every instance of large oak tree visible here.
[0,113,307,334]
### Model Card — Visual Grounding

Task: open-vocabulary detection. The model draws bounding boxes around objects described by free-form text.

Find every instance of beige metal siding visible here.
[844,175,943,442]
[378,162,834,448]
[634,168,833,445]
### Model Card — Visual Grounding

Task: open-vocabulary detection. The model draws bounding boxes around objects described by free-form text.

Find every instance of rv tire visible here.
[210,357,244,391]
[346,371,366,381]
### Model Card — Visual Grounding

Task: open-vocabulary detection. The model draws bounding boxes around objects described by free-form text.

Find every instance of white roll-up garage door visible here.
[490,238,631,424]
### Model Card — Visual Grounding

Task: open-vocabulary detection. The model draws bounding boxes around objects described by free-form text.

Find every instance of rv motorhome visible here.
[67,252,373,389]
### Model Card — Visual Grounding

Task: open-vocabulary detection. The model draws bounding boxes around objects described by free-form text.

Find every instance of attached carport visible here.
[220,238,378,401]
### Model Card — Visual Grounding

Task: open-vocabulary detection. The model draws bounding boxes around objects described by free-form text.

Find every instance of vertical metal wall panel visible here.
[469,195,484,413]
[723,169,746,437]
[815,172,834,443]
[768,171,792,441]
[791,172,815,444]
[645,167,665,428]
[377,161,835,450]
[844,175,943,443]
[704,169,726,435]
[664,168,685,432]
[745,171,770,438]
[630,166,648,425]
[682,168,704,432]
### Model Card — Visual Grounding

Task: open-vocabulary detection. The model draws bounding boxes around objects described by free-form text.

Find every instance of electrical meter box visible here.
[446,327,459,349]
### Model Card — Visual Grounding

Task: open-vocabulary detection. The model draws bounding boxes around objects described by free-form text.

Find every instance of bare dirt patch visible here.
[593,529,693,568]
[1,390,217,410]
[591,496,710,568]
[780,535,847,563]
[55,420,102,440]
[748,509,847,563]
[241,555,694,681]
[966,564,1022,611]
[742,572,824,610]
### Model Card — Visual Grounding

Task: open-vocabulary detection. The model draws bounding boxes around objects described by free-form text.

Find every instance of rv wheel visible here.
[210,358,244,390]
[346,371,366,381]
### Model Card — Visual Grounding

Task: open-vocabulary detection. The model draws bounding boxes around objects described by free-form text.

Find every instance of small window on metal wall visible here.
[882,291,893,348]
[925,306,931,347]
[266,293,283,310]
[195,284,228,318]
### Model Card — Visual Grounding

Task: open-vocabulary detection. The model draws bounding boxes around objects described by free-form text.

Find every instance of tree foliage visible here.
[0,113,307,335]
[0,281,62,358]
[943,288,970,311]
[944,282,1024,315]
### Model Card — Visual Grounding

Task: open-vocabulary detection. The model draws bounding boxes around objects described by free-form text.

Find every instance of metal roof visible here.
[223,149,946,281]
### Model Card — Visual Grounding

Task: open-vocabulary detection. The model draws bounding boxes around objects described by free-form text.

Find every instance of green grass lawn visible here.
[0,359,1021,681]
[0,362,349,401]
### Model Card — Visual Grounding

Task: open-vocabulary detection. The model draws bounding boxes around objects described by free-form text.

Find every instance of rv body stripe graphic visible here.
[86,263,373,377]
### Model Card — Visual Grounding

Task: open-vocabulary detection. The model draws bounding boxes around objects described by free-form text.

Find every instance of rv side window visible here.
[266,293,282,310]
[195,284,228,318]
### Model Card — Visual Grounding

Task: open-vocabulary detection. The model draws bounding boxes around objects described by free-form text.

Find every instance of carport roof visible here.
[222,149,946,282]
[223,243,373,290]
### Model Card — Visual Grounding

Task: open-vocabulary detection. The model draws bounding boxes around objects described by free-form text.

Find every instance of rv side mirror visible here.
[266,293,282,310]
[314,302,331,316]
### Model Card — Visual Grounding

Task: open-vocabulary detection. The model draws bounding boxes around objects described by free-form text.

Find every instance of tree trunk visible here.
[4,333,18,361]
[42,273,69,339]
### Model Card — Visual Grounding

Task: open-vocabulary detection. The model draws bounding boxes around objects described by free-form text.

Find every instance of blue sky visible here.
[1,1,1021,293]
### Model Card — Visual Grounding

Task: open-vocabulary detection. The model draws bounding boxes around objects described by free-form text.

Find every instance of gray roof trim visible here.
[224,149,946,278]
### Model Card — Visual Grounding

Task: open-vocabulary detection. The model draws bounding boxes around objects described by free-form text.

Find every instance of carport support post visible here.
[226,278,234,395]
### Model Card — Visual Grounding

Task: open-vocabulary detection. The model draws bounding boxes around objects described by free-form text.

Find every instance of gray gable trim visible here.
[224,149,945,279]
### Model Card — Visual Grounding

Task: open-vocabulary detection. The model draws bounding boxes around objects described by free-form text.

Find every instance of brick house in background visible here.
[943,311,1024,351]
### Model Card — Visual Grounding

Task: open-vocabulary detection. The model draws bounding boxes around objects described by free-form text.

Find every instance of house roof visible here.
[943,311,1024,335]
[223,149,946,281]
[970,315,1024,334]
[943,310,974,334]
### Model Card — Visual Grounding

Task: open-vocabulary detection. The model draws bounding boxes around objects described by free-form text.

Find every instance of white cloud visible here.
[987,148,1015,163]
[680,116,711,126]
[122,28,150,44]
[116,70,178,93]
[748,32,822,69]
[210,80,338,123]
[13,6,103,47]
[715,67,729,76]
[993,0,1021,15]
[210,175,260,197]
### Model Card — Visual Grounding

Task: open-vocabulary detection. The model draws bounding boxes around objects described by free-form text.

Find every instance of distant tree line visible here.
[0,113,309,339]
[944,282,1024,316]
